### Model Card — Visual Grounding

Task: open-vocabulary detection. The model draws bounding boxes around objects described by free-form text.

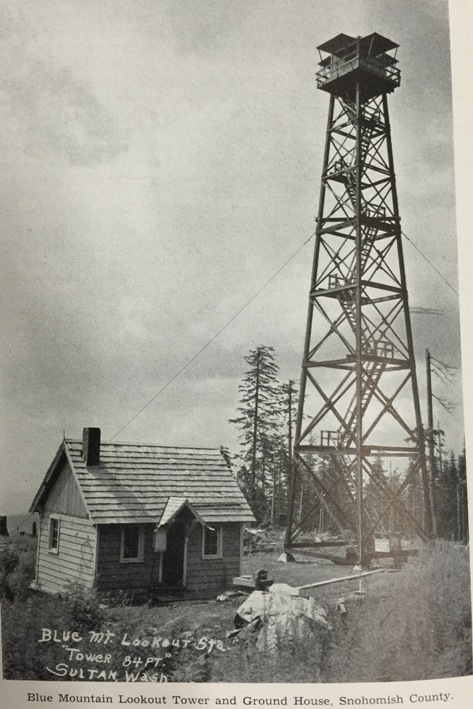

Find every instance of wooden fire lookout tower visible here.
[285,33,433,563]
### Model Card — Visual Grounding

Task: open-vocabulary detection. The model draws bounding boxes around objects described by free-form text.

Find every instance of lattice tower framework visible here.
[285,33,433,562]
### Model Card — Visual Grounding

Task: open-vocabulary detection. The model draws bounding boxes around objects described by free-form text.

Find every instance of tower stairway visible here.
[339,359,386,448]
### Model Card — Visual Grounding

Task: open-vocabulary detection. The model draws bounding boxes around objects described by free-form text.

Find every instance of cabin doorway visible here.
[161,520,186,586]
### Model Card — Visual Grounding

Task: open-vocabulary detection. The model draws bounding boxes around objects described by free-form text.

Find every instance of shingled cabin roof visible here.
[31,439,255,526]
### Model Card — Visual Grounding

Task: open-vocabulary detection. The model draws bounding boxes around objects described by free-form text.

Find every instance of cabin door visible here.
[161,520,186,586]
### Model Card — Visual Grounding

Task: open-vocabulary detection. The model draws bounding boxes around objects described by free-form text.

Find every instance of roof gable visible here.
[158,497,208,528]
[30,443,90,519]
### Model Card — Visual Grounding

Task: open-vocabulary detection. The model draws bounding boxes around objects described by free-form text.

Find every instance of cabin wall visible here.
[186,522,242,597]
[36,512,96,594]
[95,522,243,601]
[95,524,156,602]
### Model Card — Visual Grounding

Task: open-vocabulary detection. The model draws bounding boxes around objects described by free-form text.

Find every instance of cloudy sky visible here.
[0,0,466,514]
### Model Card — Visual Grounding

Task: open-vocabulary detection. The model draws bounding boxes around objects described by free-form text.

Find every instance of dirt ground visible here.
[111,546,398,636]
[244,547,397,602]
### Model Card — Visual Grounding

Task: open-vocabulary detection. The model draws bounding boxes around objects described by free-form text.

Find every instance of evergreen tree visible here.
[433,443,468,542]
[270,380,299,528]
[229,345,281,520]
[363,457,402,536]
[436,451,458,539]
[458,443,468,542]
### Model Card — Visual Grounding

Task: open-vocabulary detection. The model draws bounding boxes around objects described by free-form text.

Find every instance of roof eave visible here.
[157,497,209,528]
[317,33,356,55]
[361,32,399,54]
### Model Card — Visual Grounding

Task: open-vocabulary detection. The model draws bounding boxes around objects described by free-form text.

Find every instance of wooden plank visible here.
[40,537,95,557]
[37,551,95,572]
[38,544,95,569]
[38,531,95,551]
[97,574,149,587]
[37,576,64,593]
[97,569,149,582]
[39,560,94,585]
[38,544,94,566]
[39,533,95,553]
[38,572,92,593]
[297,568,389,592]
[38,564,93,587]
[38,544,94,564]
[38,565,77,586]
[42,461,88,518]
[96,571,151,592]
[41,512,95,532]
[39,535,93,552]
[221,558,240,569]
[38,544,95,570]
[187,562,224,574]
[39,525,94,543]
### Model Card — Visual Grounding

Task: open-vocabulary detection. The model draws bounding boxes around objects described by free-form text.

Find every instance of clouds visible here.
[0,0,463,513]
[5,62,126,164]
[0,5,126,168]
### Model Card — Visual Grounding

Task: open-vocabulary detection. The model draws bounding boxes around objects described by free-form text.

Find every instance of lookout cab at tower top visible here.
[316,32,400,102]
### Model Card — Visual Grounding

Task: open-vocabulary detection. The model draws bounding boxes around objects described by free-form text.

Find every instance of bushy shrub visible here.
[8,542,37,601]
[99,589,131,609]
[2,595,69,680]
[62,581,105,631]
[0,541,20,575]
[11,533,37,555]
[0,535,37,600]
[0,540,20,599]
[3,584,105,680]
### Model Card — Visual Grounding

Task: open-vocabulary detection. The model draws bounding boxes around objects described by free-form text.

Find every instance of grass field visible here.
[1,535,471,682]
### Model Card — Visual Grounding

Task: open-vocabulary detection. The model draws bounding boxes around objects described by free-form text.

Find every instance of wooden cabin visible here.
[30,428,255,601]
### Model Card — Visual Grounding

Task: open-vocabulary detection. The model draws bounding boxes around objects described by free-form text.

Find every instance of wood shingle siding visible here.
[186,522,242,597]
[36,512,96,594]
[95,524,156,601]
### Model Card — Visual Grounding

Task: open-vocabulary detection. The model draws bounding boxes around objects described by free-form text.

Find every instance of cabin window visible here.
[202,525,222,559]
[48,516,60,553]
[120,526,144,563]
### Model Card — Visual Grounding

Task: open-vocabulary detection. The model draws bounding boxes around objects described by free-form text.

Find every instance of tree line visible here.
[227,344,468,542]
